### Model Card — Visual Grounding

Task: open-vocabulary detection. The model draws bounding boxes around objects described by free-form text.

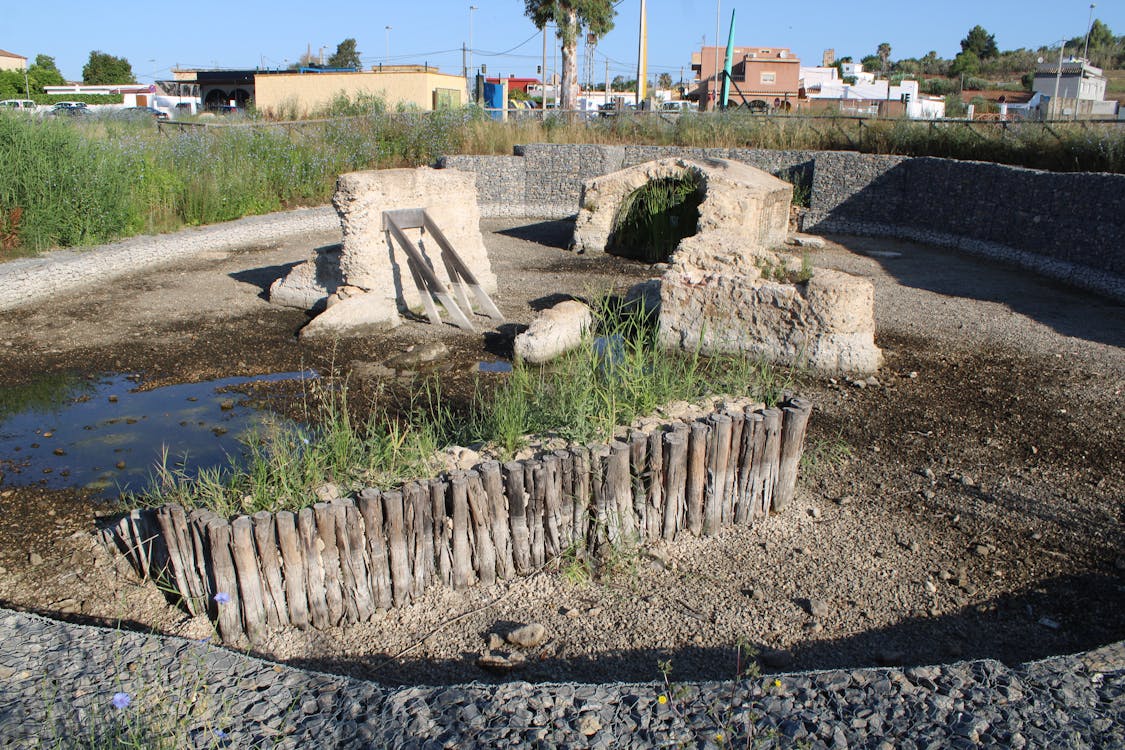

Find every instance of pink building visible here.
[690,46,801,110]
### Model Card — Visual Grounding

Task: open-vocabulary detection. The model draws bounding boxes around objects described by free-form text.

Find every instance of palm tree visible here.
[524,0,616,112]
[877,42,892,77]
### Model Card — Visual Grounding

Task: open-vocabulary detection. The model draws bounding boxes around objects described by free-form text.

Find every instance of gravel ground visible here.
[1,608,1121,748]
[0,212,1122,744]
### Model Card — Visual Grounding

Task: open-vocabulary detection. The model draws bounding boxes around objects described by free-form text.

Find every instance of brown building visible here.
[690,45,800,110]
[0,49,28,72]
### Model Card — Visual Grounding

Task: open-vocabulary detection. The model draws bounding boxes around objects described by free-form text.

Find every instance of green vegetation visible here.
[607,171,703,262]
[82,50,135,85]
[132,301,794,516]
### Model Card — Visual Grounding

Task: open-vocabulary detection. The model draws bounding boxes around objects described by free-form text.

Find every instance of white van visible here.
[0,99,37,111]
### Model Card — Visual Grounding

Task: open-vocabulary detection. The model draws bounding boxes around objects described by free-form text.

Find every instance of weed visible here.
[800,433,853,479]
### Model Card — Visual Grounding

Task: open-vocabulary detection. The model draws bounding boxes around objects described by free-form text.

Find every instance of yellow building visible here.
[179,65,466,116]
[0,49,28,72]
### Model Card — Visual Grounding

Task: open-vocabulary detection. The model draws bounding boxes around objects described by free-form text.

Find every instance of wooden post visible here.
[685,421,710,536]
[297,507,330,629]
[554,449,574,549]
[429,480,452,588]
[724,408,745,524]
[570,446,591,546]
[169,505,207,613]
[155,505,198,615]
[735,412,764,524]
[703,414,732,536]
[480,461,513,578]
[629,432,648,539]
[760,408,783,516]
[646,430,664,541]
[466,470,497,585]
[327,501,358,624]
[312,503,345,626]
[206,519,244,644]
[187,510,215,618]
[662,429,688,540]
[251,511,289,628]
[541,455,563,560]
[382,490,413,605]
[504,461,531,574]
[357,489,392,610]
[341,501,374,623]
[230,516,267,643]
[449,473,474,590]
[403,483,430,597]
[588,444,612,553]
[775,398,813,512]
[525,460,546,567]
[608,440,634,542]
[275,510,309,629]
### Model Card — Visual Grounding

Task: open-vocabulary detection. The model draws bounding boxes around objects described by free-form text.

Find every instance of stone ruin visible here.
[270,167,497,338]
[569,157,882,375]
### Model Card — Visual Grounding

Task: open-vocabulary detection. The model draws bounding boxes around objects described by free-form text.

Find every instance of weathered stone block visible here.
[269,167,497,337]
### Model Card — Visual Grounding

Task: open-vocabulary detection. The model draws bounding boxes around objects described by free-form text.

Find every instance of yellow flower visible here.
[657,694,668,704]
[773,679,782,688]
[715,732,724,741]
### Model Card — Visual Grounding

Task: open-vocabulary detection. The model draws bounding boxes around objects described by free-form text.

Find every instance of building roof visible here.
[1036,59,1103,77]
[0,49,27,59]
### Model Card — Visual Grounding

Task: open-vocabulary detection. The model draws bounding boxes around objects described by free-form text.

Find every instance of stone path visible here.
[0,609,1120,748]
[0,207,337,312]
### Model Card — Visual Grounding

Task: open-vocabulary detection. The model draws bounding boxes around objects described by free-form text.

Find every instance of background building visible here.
[0,49,27,71]
[689,45,800,110]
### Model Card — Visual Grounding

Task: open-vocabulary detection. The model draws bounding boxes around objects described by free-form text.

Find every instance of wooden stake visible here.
[504,461,531,574]
[542,454,562,559]
[760,408,783,516]
[629,432,648,539]
[662,430,687,540]
[775,398,813,512]
[382,490,413,605]
[570,446,591,545]
[449,473,474,590]
[646,430,664,541]
[357,488,393,611]
[588,444,611,553]
[466,470,497,586]
[275,510,309,629]
[735,412,763,524]
[155,506,196,615]
[608,440,634,542]
[297,507,330,630]
[312,502,345,626]
[553,449,574,549]
[251,510,289,628]
[724,408,745,523]
[230,516,267,643]
[480,461,512,578]
[206,519,244,644]
[525,460,546,567]
[403,483,430,597]
[429,479,453,587]
[703,414,732,536]
[686,421,710,536]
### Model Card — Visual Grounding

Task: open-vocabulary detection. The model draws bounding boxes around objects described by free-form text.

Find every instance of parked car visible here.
[0,99,36,112]
[50,101,89,116]
[117,106,169,121]
[661,100,696,113]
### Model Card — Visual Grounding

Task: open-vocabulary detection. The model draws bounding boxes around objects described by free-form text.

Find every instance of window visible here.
[760,71,776,84]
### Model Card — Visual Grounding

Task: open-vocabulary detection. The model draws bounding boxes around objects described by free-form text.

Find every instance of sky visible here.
[3,0,1122,85]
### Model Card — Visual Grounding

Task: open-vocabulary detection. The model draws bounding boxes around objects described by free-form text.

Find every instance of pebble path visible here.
[0,207,337,312]
[0,609,1120,748]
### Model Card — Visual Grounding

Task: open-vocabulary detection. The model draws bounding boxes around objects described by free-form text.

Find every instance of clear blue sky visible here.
[4,0,1121,84]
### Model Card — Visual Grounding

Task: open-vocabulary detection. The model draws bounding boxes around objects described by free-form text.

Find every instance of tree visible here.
[82,51,135,84]
[524,0,615,112]
[657,72,672,89]
[949,50,980,77]
[28,54,65,92]
[876,42,892,76]
[327,38,362,69]
[611,74,627,91]
[960,25,998,60]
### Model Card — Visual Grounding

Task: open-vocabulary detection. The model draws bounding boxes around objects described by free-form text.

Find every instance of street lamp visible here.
[385,26,392,65]
[1083,3,1096,59]
[469,5,479,77]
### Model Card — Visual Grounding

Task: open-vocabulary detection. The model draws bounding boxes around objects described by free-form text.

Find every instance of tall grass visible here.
[132,301,795,516]
[3,107,1121,255]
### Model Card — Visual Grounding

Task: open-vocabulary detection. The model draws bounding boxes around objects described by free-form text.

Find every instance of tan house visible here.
[690,46,800,110]
[0,49,28,72]
[178,65,466,116]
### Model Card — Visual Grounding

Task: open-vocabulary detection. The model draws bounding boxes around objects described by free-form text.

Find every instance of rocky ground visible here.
[0,216,1121,694]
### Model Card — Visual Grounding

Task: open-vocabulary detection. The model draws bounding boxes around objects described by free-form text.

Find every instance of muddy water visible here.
[0,371,313,498]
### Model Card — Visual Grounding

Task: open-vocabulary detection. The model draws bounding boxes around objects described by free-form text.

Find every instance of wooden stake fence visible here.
[102,399,812,644]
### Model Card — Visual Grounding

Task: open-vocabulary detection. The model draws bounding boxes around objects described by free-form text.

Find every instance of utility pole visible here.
[636,0,647,103]
[385,26,392,65]
[542,26,548,109]
[713,0,720,110]
[605,58,610,105]
[1052,41,1065,120]
[469,5,478,80]
[1083,3,1096,59]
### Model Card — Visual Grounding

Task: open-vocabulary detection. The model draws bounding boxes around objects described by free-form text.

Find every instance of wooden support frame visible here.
[383,209,503,331]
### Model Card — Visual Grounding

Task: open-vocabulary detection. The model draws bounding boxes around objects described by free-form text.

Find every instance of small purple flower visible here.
[214,592,231,605]
[214,729,229,740]
[111,692,131,709]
